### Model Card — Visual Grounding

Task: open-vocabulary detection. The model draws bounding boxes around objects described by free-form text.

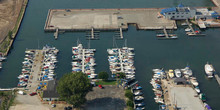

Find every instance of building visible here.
[195,8,220,19]
[160,4,196,20]
[42,80,59,101]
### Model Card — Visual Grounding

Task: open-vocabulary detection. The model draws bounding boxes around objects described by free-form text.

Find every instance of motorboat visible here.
[181,66,193,76]
[168,69,174,78]
[135,96,144,101]
[199,93,206,102]
[185,28,191,32]
[190,78,199,86]
[174,69,182,78]
[194,86,200,93]
[156,34,165,37]
[204,62,214,78]
[133,90,143,96]
[204,103,212,110]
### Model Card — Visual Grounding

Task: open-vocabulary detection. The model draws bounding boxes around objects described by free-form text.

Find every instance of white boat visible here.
[185,28,191,32]
[135,96,144,101]
[134,90,143,96]
[190,79,199,86]
[168,69,174,78]
[174,69,182,78]
[194,86,200,93]
[204,62,214,78]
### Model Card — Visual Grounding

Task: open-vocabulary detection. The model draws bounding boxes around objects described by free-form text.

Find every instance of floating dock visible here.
[214,73,220,86]
[44,8,177,32]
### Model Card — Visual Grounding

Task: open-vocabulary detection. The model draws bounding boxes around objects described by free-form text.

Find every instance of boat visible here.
[204,103,212,110]
[156,34,165,37]
[181,66,193,77]
[174,69,182,78]
[204,62,214,78]
[133,90,143,96]
[185,28,191,32]
[134,96,144,101]
[194,86,200,93]
[190,79,199,86]
[199,93,206,102]
[168,69,174,78]
[181,22,192,26]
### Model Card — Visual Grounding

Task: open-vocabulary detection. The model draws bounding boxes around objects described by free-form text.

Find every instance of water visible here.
[0,0,219,109]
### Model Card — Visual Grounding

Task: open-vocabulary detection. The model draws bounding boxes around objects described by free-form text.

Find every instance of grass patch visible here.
[0,91,16,110]
[95,80,117,85]
[0,0,28,54]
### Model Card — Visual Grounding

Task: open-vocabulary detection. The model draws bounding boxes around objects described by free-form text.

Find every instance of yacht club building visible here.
[160,4,196,20]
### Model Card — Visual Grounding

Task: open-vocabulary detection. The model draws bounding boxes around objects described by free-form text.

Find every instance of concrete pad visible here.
[170,87,204,110]
[45,9,177,31]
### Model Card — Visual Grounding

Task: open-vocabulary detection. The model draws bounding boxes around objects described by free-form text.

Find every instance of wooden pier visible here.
[186,19,206,36]
[186,19,196,34]
[163,26,169,38]
[54,28,59,40]
[119,27,123,39]
[214,73,220,86]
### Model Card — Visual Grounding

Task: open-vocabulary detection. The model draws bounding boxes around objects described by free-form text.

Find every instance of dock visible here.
[214,73,220,86]
[118,49,124,73]
[163,26,169,38]
[54,28,59,39]
[82,49,85,73]
[119,27,123,39]
[186,19,206,36]
[44,8,177,32]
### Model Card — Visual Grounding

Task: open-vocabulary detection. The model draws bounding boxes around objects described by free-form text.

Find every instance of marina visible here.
[72,43,97,79]
[17,45,58,89]
[0,0,220,109]
[150,66,211,110]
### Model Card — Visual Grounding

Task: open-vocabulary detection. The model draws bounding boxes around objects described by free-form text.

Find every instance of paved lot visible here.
[170,87,204,110]
[45,9,176,31]
[83,85,126,110]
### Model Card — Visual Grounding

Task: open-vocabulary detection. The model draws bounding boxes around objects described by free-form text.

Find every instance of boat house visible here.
[160,4,196,20]
[42,80,59,101]
[173,78,187,85]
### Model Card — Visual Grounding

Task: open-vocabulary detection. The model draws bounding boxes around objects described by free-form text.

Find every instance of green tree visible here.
[116,72,126,79]
[98,71,109,80]
[126,100,134,108]
[125,90,133,100]
[57,72,91,108]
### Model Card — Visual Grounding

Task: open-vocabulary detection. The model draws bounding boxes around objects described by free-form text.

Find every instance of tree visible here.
[126,100,134,108]
[98,71,109,80]
[57,72,91,107]
[116,72,126,79]
[125,90,133,100]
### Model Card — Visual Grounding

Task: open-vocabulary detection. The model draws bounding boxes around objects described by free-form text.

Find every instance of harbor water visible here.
[0,0,219,109]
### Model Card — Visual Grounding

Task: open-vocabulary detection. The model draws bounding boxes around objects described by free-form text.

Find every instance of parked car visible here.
[29,92,37,96]
[98,85,103,89]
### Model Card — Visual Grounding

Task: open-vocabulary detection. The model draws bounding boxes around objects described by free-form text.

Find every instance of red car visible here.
[98,85,103,89]
[29,92,37,96]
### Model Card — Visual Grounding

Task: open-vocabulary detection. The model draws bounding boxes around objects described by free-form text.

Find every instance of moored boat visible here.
[168,69,174,78]
[174,69,182,78]
[204,62,214,78]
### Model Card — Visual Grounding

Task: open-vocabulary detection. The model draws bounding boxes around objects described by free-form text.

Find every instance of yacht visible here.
[168,69,174,78]
[174,69,182,78]
[204,62,214,78]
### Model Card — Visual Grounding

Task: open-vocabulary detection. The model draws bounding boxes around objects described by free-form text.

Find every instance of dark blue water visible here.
[0,0,219,109]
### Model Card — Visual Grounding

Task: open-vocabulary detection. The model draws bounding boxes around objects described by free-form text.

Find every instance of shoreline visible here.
[0,0,29,56]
